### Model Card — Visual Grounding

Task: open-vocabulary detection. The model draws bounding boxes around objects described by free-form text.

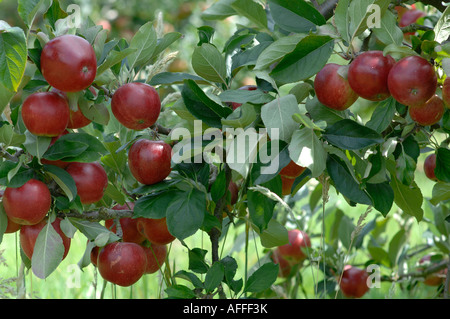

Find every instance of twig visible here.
[57,208,134,221]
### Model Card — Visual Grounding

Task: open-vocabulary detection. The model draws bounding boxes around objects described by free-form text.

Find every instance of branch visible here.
[57,208,134,222]
[151,123,172,136]
[311,0,339,21]
[400,23,434,33]
[381,259,449,282]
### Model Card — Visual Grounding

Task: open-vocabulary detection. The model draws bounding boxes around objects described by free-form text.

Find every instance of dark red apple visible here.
[65,162,108,204]
[277,229,311,264]
[40,34,97,92]
[137,217,175,245]
[105,202,146,244]
[441,77,450,109]
[339,265,370,298]
[279,160,306,179]
[424,153,437,181]
[4,216,21,233]
[142,243,167,274]
[348,51,395,101]
[128,139,172,185]
[387,55,437,107]
[21,92,70,137]
[20,217,71,260]
[409,95,445,126]
[399,9,426,28]
[271,249,292,278]
[3,179,52,225]
[280,175,295,196]
[314,63,359,111]
[97,242,147,287]
[111,82,161,130]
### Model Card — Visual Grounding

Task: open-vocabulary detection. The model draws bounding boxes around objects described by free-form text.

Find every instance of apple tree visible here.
[0,0,449,299]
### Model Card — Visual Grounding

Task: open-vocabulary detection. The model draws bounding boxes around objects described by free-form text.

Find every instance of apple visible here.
[271,249,292,278]
[441,77,450,109]
[399,9,426,28]
[387,55,437,107]
[277,229,311,264]
[20,217,71,260]
[3,179,52,225]
[424,153,438,181]
[21,92,70,137]
[279,160,306,179]
[105,202,146,244]
[314,63,359,111]
[228,181,239,205]
[4,216,21,234]
[40,130,70,168]
[348,51,395,101]
[97,242,147,287]
[65,162,108,204]
[52,88,95,129]
[231,85,258,110]
[137,217,175,245]
[339,265,370,298]
[142,243,167,274]
[409,95,445,126]
[111,82,161,130]
[40,34,97,92]
[90,244,99,267]
[280,175,295,196]
[128,139,172,185]
[418,255,448,286]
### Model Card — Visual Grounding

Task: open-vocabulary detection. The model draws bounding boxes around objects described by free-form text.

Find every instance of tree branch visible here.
[57,208,134,222]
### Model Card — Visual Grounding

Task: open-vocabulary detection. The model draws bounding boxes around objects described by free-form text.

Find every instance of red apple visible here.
[339,265,370,298]
[20,217,71,260]
[271,249,292,278]
[105,202,146,244]
[231,85,258,110]
[4,216,21,233]
[128,139,172,185]
[21,92,70,137]
[111,82,161,130]
[280,175,295,196]
[279,160,306,179]
[409,95,445,126]
[142,243,167,274]
[424,153,438,181]
[399,9,426,28]
[3,179,52,225]
[228,181,239,205]
[40,34,97,92]
[90,244,99,267]
[52,88,95,129]
[137,217,175,245]
[97,242,147,287]
[314,63,359,111]
[387,55,437,107]
[65,162,108,204]
[441,77,450,109]
[277,229,311,264]
[348,51,395,101]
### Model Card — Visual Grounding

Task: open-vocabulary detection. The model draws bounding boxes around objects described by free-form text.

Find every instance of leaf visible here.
[327,155,373,205]
[127,21,157,70]
[191,43,227,84]
[43,0,68,29]
[305,96,346,125]
[219,89,274,105]
[96,47,137,76]
[0,23,27,92]
[366,97,397,133]
[288,127,327,178]
[31,221,65,279]
[69,219,120,242]
[434,5,450,43]
[165,189,206,240]
[18,0,52,27]
[165,285,197,299]
[269,35,334,84]
[247,188,277,233]
[334,0,351,43]
[365,182,394,217]
[323,119,384,150]
[243,262,279,293]
[430,182,450,206]
[389,172,424,222]
[395,151,416,186]
[268,0,326,33]
[181,79,232,128]
[261,94,300,142]
[372,10,403,45]
[435,147,450,183]
[134,191,173,219]
[0,124,26,148]
[388,229,407,267]
[201,0,236,20]
[348,0,390,42]
[230,0,267,31]
[149,72,206,86]
[23,132,51,159]
[188,247,209,274]
[44,165,77,202]
[258,219,289,248]
[204,262,225,293]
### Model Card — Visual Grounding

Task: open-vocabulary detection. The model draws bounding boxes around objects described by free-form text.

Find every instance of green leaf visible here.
[43,133,107,162]
[366,97,397,133]
[166,189,206,240]
[270,35,334,84]
[201,0,236,20]
[365,182,394,217]
[0,23,27,92]
[18,0,52,27]
[219,89,274,105]
[288,127,327,178]
[306,96,346,125]
[69,219,120,242]
[44,165,77,202]
[181,79,232,128]
[258,219,289,248]
[430,182,450,206]
[127,21,157,70]
[192,43,227,84]
[31,221,65,279]
[149,72,206,86]
[0,203,8,244]
[43,0,68,29]
[389,171,424,221]
[243,262,279,293]
[388,229,407,267]
[210,169,227,203]
[134,191,173,219]
[23,132,51,159]
[78,99,110,126]
[261,94,300,142]
[434,5,450,43]
[204,262,225,293]
[348,0,390,42]
[165,285,197,299]
[268,0,326,33]
[231,0,267,31]
[0,123,26,148]
[247,188,276,233]
[435,147,450,183]
[372,10,403,45]
[326,155,373,205]
[395,151,416,186]
[96,47,137,76]
[323,119,384,150]
[334,0,351,43]
[188,247,209,274]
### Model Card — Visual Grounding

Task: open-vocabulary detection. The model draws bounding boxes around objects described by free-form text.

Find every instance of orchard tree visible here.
[0,0,449,299]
